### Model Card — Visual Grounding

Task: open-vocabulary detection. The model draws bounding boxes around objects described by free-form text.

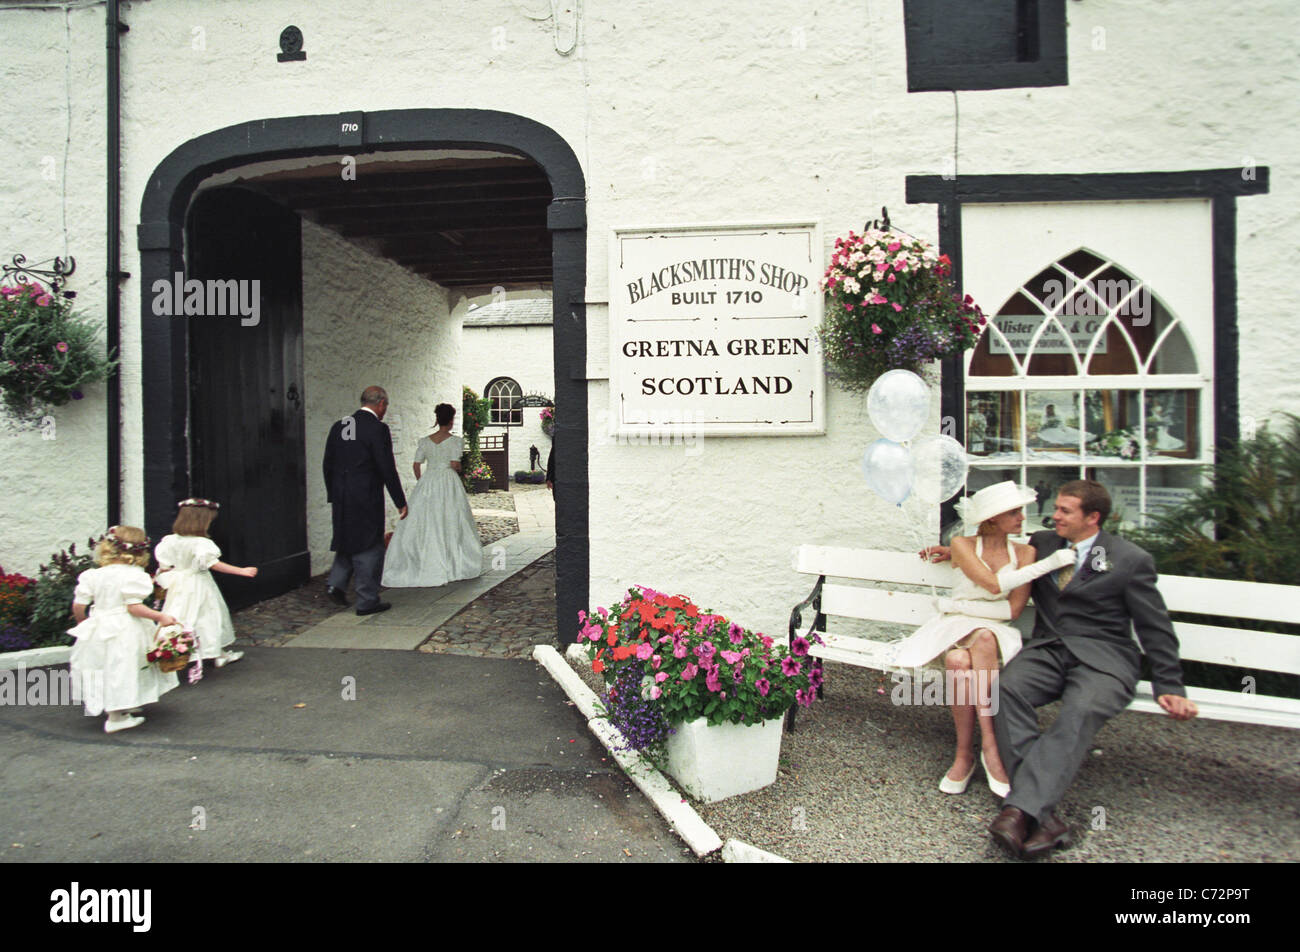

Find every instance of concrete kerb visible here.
[0,646,71,670]
[532,643,725,858]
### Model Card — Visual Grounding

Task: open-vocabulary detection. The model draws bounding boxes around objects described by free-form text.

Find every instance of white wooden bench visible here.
[785,545,1300,732]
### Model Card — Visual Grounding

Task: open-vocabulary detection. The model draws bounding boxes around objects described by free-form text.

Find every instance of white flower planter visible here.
[664,715,784,803]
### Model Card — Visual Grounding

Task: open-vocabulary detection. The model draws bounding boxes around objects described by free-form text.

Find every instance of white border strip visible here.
[0,646,71,670]
[534,643,724,858]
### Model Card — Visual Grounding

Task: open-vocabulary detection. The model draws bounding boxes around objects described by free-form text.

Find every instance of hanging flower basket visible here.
[539,405,555,438]
[0,282,115,426]
[818,226,986,390]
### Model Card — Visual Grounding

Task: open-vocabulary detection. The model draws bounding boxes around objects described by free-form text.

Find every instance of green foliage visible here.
[1128,414,1300,698]
[28,539,97,648]
[460,385,490,454]
[0,283,116,426]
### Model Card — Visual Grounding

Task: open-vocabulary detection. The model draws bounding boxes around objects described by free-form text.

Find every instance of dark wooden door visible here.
[186,187,309,611]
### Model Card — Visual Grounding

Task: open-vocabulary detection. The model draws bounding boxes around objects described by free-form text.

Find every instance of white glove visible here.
[996,547,1076,594]
[937,597,1013,621]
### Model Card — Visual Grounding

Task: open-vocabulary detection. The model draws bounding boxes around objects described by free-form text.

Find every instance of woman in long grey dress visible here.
[381,404,484,587]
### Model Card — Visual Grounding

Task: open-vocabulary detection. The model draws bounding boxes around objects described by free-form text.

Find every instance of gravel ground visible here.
[417,552,558,659]
[566,655,1299,863]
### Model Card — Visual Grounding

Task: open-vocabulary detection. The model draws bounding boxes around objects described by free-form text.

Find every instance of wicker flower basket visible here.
[156,652,190,673]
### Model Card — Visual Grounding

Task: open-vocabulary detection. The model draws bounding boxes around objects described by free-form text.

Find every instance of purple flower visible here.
[781,656,802,677]
[728,622,744,644]
[792,635,811,656]
[694,640,716,662]
[808,666,824,690]
[756,678,771,697]
[70,390,84,400]
[796,688,814,708]
[732,664,745,684]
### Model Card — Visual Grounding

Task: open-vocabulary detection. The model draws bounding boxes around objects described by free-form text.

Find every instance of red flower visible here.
[592,658,605,674]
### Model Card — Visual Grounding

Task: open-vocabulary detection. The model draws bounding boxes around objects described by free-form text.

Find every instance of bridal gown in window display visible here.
[381,435,484,588]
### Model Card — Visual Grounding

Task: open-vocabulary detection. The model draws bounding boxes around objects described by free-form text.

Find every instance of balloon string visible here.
[899,497,941,600]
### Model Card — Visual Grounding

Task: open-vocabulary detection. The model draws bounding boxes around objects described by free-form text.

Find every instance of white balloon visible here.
[911,435,969,504]
[861,438,914,506]
[867,369,931,443]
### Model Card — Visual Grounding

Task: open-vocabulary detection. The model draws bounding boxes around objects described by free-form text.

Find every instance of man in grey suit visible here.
[988,479,1198,858]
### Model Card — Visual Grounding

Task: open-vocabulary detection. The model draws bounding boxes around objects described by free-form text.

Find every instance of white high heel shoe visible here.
[981,751,1011,798]
[939,760,977,794]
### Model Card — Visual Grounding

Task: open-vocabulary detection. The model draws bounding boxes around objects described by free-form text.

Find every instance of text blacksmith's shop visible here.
[1,2,1295,640]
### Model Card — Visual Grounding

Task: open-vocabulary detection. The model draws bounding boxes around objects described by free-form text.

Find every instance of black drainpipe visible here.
[106,0,126,525]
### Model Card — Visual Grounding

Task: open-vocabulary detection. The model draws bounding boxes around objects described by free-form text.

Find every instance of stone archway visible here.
[138,108,588,641]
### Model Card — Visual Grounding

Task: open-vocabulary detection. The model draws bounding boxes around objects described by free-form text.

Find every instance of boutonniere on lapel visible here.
[1089,546,1112,574]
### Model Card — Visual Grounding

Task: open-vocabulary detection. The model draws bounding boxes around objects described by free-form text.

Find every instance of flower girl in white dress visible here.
[154,499,258,668]
[68,526,181,733]
[899,482,1075,796]
[382,403,484,588]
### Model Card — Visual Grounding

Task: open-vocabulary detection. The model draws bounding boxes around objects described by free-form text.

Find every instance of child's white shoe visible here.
[105,714,145,733]
[214,650,244,668]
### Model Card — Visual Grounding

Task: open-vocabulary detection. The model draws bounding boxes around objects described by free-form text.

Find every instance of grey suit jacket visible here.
[1027,529,1187,698]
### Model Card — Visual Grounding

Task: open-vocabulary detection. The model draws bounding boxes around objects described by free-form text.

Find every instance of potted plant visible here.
[818,227,985,388]
[0,567,36,652]
[463,452,493,493]
[578,585,820,802]
[0,282,116,427]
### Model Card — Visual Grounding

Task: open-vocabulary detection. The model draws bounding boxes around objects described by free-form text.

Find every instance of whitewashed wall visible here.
[300,219,454,575]
[457,315,555,477]
[0,1,1293,637]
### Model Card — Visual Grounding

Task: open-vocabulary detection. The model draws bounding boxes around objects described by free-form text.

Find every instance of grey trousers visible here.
[994,640,1135,822]
[327,542,386,612]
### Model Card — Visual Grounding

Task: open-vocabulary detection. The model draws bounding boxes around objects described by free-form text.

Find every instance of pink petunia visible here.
[654,671,668,682]
[636,642,653,660]
[705,666,723,693]
[720,650,743,665]
[781,656,802,677]
[792,636,810,656]
[871,324,883,334]
[681,662,699,681]
[55,341,68,353]
[756,678,771,697]
[891,302,903,312]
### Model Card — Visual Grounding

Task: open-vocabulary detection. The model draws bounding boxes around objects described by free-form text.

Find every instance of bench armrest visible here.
[789,575,825,644]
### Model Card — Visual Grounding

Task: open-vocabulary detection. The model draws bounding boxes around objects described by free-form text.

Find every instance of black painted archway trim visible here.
[138,108,588,642]
[905,167,1271,534]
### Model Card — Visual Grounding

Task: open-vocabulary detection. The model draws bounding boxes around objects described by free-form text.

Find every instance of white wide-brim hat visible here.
[955,481,1037,527]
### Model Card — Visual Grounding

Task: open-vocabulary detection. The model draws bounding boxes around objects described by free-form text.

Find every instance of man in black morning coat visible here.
[322,386,407,615]
[989,479,1198,859]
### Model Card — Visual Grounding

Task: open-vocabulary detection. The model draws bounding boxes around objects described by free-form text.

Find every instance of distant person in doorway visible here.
[381,403,483,588]
[530,444,541,472]
[323,386,407,615]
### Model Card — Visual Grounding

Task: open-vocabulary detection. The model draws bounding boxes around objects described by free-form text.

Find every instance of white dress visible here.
[67,564,178,716]
[154,534,235,660]
[381,435,484,587]
[892,537,1024,669]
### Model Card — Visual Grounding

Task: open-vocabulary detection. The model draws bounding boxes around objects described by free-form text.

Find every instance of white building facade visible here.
[0,1,1293,634]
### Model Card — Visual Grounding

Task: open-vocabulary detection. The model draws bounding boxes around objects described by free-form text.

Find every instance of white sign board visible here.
[989,315,1108,356]
[609,222,825,436]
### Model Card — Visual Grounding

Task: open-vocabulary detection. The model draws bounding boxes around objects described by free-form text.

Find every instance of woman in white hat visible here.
[894,481,1076,797]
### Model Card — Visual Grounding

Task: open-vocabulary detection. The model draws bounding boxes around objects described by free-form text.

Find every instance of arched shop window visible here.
[964,249,1210,530]
[486,376,523,426]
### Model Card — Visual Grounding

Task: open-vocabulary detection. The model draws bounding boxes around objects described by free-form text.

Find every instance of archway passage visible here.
[139,109,588,640]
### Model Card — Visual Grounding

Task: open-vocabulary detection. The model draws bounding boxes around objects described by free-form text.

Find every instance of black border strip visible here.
[137,108,588,643]
[906,167,1271,536]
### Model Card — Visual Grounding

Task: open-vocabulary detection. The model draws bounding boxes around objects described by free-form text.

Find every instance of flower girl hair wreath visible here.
[95,525,151,567]
[173,498,220,537]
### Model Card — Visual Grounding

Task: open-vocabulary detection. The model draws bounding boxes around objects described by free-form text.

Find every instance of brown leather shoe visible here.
[1022,811,1071,858]
[988,806,1030,858]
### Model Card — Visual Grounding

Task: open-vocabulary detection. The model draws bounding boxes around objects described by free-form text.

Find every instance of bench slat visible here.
[1130,682,1300,729]
[819,584,940,627]
[1172,623,1300,675]
[795,545,958,587]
